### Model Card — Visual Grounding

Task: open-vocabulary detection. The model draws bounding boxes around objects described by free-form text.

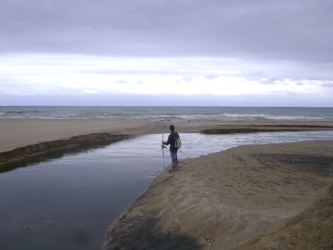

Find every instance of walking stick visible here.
[161,120,166,168]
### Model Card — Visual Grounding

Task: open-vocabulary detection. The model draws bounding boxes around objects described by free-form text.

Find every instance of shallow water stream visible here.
[0,131,332,250]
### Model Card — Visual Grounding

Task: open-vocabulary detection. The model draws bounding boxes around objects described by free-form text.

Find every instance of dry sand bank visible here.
[0,119,159,166]
[103,140,333,250]
[177,120,333,134]
[0,119,158,153]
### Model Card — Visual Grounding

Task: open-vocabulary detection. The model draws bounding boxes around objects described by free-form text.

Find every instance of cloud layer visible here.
[0,0,332,106]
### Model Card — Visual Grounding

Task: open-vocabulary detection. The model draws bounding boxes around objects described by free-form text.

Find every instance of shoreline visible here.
[1,118,333,167]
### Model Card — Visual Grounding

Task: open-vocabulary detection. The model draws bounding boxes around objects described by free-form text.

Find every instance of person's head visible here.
[170,125,175,131]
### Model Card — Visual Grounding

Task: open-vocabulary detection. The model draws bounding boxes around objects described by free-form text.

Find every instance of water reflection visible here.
[0,137,134,174]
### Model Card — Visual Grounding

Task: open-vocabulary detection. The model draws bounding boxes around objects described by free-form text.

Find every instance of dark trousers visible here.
[170,151,178,170]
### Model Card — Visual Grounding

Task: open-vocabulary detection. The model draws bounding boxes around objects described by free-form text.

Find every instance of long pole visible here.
[161,120,165,168]
[161,120,164,142]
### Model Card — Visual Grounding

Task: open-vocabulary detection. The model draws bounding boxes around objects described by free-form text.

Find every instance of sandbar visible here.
[1,118,332,154]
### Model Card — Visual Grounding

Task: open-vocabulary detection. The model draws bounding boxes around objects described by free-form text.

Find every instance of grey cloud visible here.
[1,0,333,62]
[205,75,218,80]
[245,71,266,81]
[116,80,127,84]
[182,76,193,83]
[321,83,333,88]
[259,77,283,85]
[1,92,331,107]
[246,72,286,85]
[0,79,69,95]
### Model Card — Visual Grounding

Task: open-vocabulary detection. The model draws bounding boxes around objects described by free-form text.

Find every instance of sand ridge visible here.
[104,140,333,250]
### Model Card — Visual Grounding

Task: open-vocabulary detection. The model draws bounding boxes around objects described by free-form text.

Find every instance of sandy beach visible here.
[103,140,333,250]
[1,118,333,249]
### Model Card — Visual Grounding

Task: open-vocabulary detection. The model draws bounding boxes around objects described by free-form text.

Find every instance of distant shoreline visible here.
[1,106,332,121]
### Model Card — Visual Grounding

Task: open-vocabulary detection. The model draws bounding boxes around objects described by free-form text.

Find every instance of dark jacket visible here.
[164,131,178,153]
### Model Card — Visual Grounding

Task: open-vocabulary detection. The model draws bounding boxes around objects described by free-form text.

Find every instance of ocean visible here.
[0,106,333,121]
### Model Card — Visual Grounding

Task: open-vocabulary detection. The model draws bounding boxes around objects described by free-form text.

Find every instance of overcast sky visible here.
[1,0,332,106]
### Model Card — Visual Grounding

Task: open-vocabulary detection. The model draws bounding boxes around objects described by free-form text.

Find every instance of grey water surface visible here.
[1,106,332,121]
[0,131,332,250]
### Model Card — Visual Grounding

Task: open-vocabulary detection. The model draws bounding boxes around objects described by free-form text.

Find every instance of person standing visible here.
[162,125,179,172]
